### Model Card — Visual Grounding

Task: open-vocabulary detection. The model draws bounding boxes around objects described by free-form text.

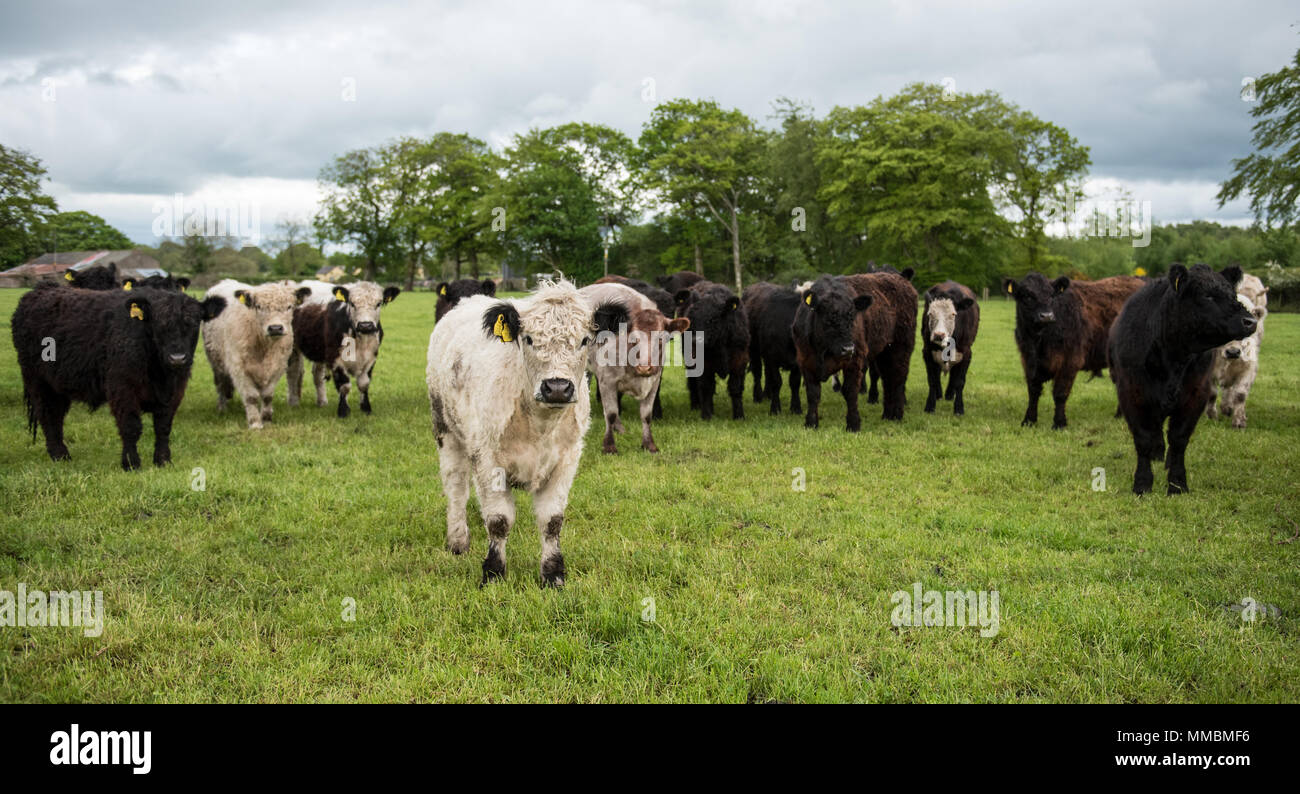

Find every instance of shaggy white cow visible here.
[426,279,625,586]
[1206,293,1267,428]
[578,282,689,454]
[202,279,310,429]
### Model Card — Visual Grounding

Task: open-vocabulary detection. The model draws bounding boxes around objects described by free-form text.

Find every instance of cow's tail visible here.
[23,385,37,443]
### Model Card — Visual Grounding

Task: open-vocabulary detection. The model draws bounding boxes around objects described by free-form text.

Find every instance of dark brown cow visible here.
[1002,273,1144,429]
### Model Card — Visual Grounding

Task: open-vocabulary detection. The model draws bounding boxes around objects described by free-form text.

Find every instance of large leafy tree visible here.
[1218,45,1300,229]
[639,99,766,291]
[493,128,604,281]
[819,83,1014,288]
[424,132,501,281]
[43,210,134,251]
[316,142,413,281]
[0,144,59,268]
[995,109,1091,272]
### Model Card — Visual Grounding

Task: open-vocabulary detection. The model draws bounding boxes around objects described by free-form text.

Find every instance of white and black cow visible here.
[426,279,626,587]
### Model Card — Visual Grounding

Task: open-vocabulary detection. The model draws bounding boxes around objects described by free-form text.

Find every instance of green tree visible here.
[43,210,133,251]
[819,83,1015,288]
[1218,45,1300,228]
[423,133,501,282]
[0,144,59,268]
[996,109,1091,272]
[639,99,766,291]
[181,231,213,274]
[316,142,413,281]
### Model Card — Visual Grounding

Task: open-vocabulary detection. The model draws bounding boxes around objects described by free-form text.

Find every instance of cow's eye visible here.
[524,335,533,346]
[581,336,591,347]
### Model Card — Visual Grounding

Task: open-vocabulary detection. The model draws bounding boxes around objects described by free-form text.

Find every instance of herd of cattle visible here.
[9,259,1268,585]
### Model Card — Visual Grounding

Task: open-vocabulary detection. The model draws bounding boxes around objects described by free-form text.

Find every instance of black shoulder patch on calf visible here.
[482,301,521,343]
[592,300,629,335]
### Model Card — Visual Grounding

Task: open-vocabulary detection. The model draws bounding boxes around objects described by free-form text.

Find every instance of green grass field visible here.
[1,287,1296,702]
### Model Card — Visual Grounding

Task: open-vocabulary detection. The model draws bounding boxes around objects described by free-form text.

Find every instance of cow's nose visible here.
[267,324,285,336]
[634,365,655,377]
[1225,348,1242,359]
[1241,316,1257,335]
[838,343,856,357]
[932,331,947,343]
[1038,311,1055,323]
[356,321,377,334]
[539,378,575,404]
[167,352,189,367]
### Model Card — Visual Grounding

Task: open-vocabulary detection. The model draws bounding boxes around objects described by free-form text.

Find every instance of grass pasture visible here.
[0,286,1297,703]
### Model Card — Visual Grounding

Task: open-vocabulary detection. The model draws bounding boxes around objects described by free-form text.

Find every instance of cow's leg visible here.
[652,383,663,419]
[804,371,822,429]
[476,467,517,585]
[358,365,373,415]
[950,355,971,416]
[1166,375,1211,494]
[1204,385,1219,419]
[151,408,175,466]
[866,362,880,404]
[286,351,303,407]
[312,362,328,407]
[1229,372,1254,429]
[532,458,579,587]
[764,359,783,415]
[698,371,716,420]
[229,371,264,430]
[438,441,472,554]
[1119,399,1163,495]
[750,342,764,403]
[788,367,802,414]
[214,371,233,413]
[878,350,906,422]
[639,390,659,452]
[32,382,72,461]
[923,354,942,414]
[333,368,351,418]
[1051,368,1077,430]
[259,380,275,423]
[597,374,620,454]
[687,373,700,410]
[843,362,865,431]
[1022,377,1043,427]
[112,403,144,471]
[728,362,746,420]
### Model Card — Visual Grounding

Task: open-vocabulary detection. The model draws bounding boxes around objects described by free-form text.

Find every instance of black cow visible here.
[1003,272,1144,429]
[64,263,118,290]
[435,278,496,322]
[741,281,802,415]
[675,281,749,420]
[1109,264,1257,495]
[793,273,917,430]
[123,273,191,292]
[12,283,225,469]
[921,281,979,415]
[658,270,705,295]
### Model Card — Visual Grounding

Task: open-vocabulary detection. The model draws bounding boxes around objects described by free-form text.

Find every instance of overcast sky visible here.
[2,0,1296,245]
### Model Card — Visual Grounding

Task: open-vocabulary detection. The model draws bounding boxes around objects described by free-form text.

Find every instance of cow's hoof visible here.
[541,555,565,588]
[1051,422,1066,431]
[642,442,659,453]
[480,560,506,586]
[48,447,71,461]
[924,404,936,413]
[953,408,964,417]
[1021,419,1036,427]
[602,444,618,454]
[447,537,469,555]
[1167,482,1188,496]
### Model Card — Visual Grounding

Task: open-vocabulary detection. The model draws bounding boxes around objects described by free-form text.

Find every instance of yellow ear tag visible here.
[804,293,812,305]
[129,303,144,321]
[65,271,74,282]
[1173,275,1182,291]
[122,280,132,291]
[237,292,248,305]
[1006,283,1013,294]
[493,313,513,342]
[439,285,447,296]
[334,289,346,301]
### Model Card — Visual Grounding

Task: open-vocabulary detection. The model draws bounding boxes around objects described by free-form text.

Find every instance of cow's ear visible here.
[176,277,190,291]
[121,278,135,291]
[956,297,975,311]
[333,286,350,303]
[234,289,255,308]
[899,267,915,282]
[666,317,691,334]
[127,297,150,323]
[592,301,629,335]
[382,286,401,304]
[295,286,312,306]
[1168,264,1188,292]
[482,302,520,344]
[1002,277,1016,297]
[674,289,692,306]
[1052,276,1070,295]
[725,296,740,312]
[437,282,449,297]
[854,294,874,312]
[1253,305,1267,321]
[481,279,496,296]
[1220,265,1243,287]
[201,296,227,322]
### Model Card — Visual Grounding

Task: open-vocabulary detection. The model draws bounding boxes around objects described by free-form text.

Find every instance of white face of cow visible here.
[484,283,603,408]
[331,282,399,335]
[1222,294,1266,362]
[926,297,957,345]
[235,282,301,339]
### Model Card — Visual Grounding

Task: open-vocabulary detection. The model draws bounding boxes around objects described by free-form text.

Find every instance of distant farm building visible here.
[0,250,164,288]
